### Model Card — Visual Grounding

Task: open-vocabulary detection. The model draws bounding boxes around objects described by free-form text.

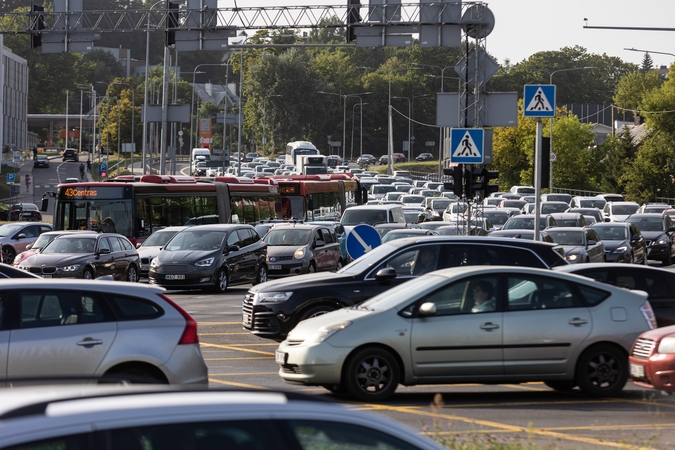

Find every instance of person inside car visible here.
[412,247,437,275]
[471,280,496,313]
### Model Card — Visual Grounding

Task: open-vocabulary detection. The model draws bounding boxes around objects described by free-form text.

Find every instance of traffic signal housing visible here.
[443,165,464,197]
[166,1,180,47]
[30,3,45,49]
[469,167,485,198]
[347,0,362,42]
[482,169,500,196]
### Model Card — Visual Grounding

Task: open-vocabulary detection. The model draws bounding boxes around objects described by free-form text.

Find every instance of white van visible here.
[191,148,211,162]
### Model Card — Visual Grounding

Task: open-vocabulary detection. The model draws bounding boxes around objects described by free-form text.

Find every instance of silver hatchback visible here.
[0,279,208,385]
[277,266,655,401]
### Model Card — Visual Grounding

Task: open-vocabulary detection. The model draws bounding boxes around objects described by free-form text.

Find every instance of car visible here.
[0,262,42,279]
[263,224,343,277]
[570,196,607,210]
[0,389,444,450]
[393,152,406,162]
[498,199,528,210]
[0,279,207,385]
[550,212,588,228]
[509,185,536,196]
[602,201,640,222]
[243,236,568,341]
[544,227,605,264]
[254,219,304,239]
[624,213,675,265]
[502,215,558,231]
[489,229,556,243]
[374,222,412,238]
[0,222,53,264]
[340,204,406,229]
[474,209,513,231]
[381,228,438,243]
[441,202,469,222]
[356,154,376,167]
[637,203,672,214]
[629,325,675,393]
[566,207,604,224]
[540,193,573,205]
[436,224,489,236]
[8,203,43,222]
[137,226,188,277]
[276,265,655,400]
[12,230,78,267]
[62,148,79,162]
[540,201,570,214]
[425,198,453,221]
[597,193,625,203]
[245,152,260,162]
[369,184,399,200]
[415,152,434,161]
[18,232,140,281]
[149,224,267,292]
[33,154,50,168]
[590,221,648,264]
[63,177,79,184]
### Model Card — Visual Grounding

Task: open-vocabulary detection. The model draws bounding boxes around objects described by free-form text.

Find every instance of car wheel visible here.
[298,305,335,323]
[253,264,267,285]
[344,347,400,401]
[1,246,16,264]
[126,265,138,282]
[308,261,316,273]
[100,367,167,385]
[214,268,228,293]
[575,344,627,397]
[82,267,95,280]
[544,380,576,391]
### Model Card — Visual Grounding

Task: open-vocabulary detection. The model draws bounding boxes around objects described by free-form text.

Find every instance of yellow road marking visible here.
[205,357,272,361]
[366,404,650,450]
[208,378,269,390]
[200,342,275,356]
[500,383,549,392]
[621,398,675,409]
[209,372,278,376]
[425,422,675,435]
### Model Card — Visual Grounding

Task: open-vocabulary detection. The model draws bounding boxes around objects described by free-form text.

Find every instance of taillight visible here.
[640,301,657,330]
[158,293,199,345]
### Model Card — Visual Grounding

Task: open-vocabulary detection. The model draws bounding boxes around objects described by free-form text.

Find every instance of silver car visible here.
[277,266,655,401]
[0,388,444,450]
[0,279,208,385]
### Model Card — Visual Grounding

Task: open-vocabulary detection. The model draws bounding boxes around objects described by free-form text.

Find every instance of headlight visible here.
[150,258,160,268]
[255,291,293,303]
[304,322,352,344]
[565,254,579,261]
[294,248,306,259]
[613,246,628,253]
[194,257,214,267]
[59,264,81,272]
[656,239,668,245]
[658,336,675,354]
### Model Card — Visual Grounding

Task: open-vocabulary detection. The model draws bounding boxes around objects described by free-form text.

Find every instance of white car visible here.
[277,265,655,401]
[0,388,445,450]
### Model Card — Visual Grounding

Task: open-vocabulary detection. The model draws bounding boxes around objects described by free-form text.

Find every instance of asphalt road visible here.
[162,283,675,450]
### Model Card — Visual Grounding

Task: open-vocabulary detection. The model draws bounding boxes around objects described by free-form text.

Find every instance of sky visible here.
[221,1,675,68]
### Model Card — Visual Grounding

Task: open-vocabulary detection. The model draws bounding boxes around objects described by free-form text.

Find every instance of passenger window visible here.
[227,231,242,248]
[237,229,254,247]
[108,237,123,252]
[416,275,499,316]
[378,248,419,276]
[18,291,112,328]
[576,284,611,306]
[98,238,111,252]
[120,237,134,251]
[502,248,543,268]
[3,433,88,450]
[107,294,163,320]
[506,275,581,311]
[287,420,419,450]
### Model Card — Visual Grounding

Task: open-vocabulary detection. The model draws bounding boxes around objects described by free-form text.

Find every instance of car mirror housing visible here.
[227,244,240,253]
[98,248,111,255]
[375,267,397,282]
[418,302,437,317]
[314,240,325,248]
[16,233,26,239]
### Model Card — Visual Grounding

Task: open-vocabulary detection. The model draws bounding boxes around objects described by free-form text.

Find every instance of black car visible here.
[62,148,79,162]
[149,224,267,292]
[18,232,140,281]
[591,221,647,264]
[8,203,42,222]
[33,154,50,168]
[416,152,434,161]
[624,213,675,265]
[243,236,568,341]
[356,154,376,167]
[0,262,41,279]
[556,263,675,327]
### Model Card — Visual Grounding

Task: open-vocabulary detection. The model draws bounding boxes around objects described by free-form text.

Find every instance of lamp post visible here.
[413,63,454,163]
[142,0,165,175]
[190,64,227,152]
[391,96,410,161]
[351,102,367,162]
[317,91,372,162]
[624,47,675,59]
[262,94,282,155]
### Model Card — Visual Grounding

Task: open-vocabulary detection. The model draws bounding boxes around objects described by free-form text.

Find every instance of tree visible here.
[640,53,654,74]
[614,70,663,113]
[549,114,597,190]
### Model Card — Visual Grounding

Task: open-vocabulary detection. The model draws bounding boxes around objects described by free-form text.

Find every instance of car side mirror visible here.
[604,217,611,222]
[228,244,240,253]
[98,248,111,255]
[26,244,32,250]
[375,267,397,282]
[587,240,597,246]
[314,239,325,248]
[418,302,437,317]
[16,233,26,239]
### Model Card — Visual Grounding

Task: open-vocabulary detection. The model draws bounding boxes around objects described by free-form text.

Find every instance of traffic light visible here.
[443,165,463,197]
[482,169,500,196]
[347,0,362,42]
[469,167,484,198]
[30,3,45,49]
[166,1,180,47]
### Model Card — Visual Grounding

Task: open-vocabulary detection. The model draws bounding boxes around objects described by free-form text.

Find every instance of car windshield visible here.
[31,234,58,249]
[263,229,312,246]
[338,242,400,275]
[341,209,388,226]
[547,231,584,246]
[165,230,226,251]
[400,195,424,204]
[430,200,451,210]
[627,218,665,232]
[43,237,97,254]
[541,203,568,214]
[382,232,424,243]
[503,217,549,230]
[593,226,627,240]
[579,199,606,209]
[446,203,468,214]
[483,213,509,225]
[612,205,639,215]
[143,230,180,247]
[556,219,579,227]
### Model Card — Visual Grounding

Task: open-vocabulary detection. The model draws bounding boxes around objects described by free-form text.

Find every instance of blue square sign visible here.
[450,128,484,164]
[523,85,556,117]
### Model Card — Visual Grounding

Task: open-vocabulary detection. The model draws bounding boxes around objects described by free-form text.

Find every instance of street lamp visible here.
[112,81,135,173]
[351,102,367,162]
[624,47,675,59]
[190,64,227,152]
[262,94,282,155]
[142,0,165,175]
[317,91,372,162]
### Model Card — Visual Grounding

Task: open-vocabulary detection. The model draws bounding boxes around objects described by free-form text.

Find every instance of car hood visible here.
[285,306,373,341]
[611,215,630,222]
[23,253,91,266]
[137,247,162,259]
[267,245,304,257]
[602,239,629,251]
[559,245,585,255]
[251,271,350,293]
[156,249,219,263]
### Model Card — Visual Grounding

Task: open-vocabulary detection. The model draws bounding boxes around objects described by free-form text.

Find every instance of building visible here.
[0,36,29,153]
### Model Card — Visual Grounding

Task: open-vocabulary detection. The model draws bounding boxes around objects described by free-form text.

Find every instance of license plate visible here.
[243,313,251,325]
[269,265,282,270]
[275,350,287,365]
[630,363,645,378]
[41,274,52,278]
[165,274,185,280]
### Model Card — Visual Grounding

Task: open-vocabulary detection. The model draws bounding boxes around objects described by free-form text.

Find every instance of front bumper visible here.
[267,259,309,278]
[242,293,294,339]
[647,245,670,260]
[629,354,675,393]
[149,267,216,289]
[605,251,631,263]
[276,340,350,386]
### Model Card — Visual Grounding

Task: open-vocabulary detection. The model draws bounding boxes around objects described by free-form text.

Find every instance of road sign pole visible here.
[534,119,543,242]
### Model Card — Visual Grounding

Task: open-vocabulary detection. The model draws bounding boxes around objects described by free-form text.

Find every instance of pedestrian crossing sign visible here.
[523,85,556,117]
[450,128,484,164]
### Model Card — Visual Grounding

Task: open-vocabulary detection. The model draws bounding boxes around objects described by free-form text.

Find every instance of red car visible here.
[629,324,675,393]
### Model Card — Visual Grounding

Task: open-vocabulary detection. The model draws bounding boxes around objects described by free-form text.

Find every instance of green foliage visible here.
[640,53,655,74]
[623,133,675,203]
[549,115,597,190]
[614,70,663,113]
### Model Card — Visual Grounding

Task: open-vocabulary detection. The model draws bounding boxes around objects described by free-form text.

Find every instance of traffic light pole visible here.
[534,118,543,242]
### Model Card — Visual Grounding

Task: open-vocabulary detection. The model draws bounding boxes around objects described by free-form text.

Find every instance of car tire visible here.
[100,367,167,385]
[82,267,95,280]
[253,264,267,285]
[214,268,228,293]
[126,265,138,282]
[575,344,628,397]
[298,305,335,323]
[344,347,400,401]
[544,380,576,391]
[1,246,16,265]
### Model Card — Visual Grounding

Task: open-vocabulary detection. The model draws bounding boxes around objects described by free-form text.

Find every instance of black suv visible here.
[624,213,675,265]
[243,236,568,340]
[62,148,79,162]
[149,224,267,292]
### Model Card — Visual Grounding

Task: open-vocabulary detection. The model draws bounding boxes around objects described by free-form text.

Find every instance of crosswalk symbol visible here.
[450,128,484,163]
[523,85,556,117]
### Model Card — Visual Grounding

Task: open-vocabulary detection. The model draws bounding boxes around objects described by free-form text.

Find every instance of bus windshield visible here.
[56,198,133,236]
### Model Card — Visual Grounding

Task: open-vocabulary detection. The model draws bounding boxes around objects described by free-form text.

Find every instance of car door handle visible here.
[568,318,588,326]
[77,338,103,346]
[479,322,500,330]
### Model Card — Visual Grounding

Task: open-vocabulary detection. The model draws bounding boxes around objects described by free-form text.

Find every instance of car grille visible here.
[157,264,194,274]
[280,364,303,374]
[242,292,281,333]
[26,266,57,275]
[632,338,656,359]
[270,256,293,262]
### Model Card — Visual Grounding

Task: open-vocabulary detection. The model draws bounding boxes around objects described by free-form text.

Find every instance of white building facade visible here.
[0,35,29,152]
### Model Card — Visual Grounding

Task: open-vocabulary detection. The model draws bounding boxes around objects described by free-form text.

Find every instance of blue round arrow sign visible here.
[346,224,382,260]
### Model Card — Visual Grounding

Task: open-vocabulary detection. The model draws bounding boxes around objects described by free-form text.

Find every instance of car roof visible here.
[382,235,560,250]
[555,262,674,275]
